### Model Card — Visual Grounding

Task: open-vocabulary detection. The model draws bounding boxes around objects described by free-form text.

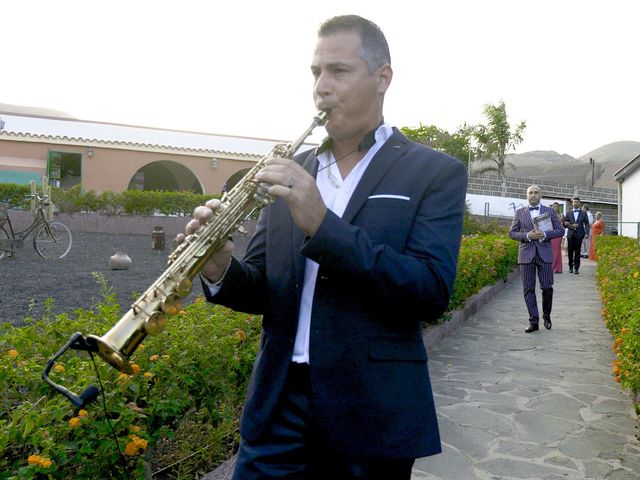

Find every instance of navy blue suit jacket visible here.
[206,128,467,459]
[564,210,590,239]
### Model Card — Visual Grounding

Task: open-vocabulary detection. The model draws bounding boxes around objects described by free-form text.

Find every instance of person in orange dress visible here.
[550,202,563,273]
[589,211,605,260]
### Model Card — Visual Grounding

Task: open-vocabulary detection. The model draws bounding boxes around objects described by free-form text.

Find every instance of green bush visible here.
[0,275,260,479]
[448,235,518,310]
[0,183,33,209]
[0,183,216,217]
[1,234,519,478]
[596,236,640,404]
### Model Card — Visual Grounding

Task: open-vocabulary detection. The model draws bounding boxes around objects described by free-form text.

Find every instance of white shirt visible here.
[292,123,393,363]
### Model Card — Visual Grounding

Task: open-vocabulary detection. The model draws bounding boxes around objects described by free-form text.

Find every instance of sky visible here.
[2,0,639,158]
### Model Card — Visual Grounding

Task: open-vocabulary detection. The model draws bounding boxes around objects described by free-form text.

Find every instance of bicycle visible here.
[0,193,73,260]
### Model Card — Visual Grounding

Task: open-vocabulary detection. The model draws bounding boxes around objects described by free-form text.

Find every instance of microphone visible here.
[78,385,100,408]
[42,332,101,409]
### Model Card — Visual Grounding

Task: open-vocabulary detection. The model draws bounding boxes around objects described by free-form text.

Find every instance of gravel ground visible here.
[0,231,250,326]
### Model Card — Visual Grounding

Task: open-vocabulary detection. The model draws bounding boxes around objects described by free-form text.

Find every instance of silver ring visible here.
[287,179,296,189]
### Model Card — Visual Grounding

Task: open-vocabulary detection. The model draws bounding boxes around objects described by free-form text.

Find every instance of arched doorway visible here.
[223,168,251,194]
[128,161,202,193]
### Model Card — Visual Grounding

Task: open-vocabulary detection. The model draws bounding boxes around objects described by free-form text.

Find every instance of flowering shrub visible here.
[1,235,518,478]
[596,236,640,405]
[0,283,260,479]
[448,235,518,311]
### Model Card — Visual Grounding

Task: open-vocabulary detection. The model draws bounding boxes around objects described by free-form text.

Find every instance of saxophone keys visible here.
[176,278,193,298]
[161,294,182,315]
[145,312,167,335]
[254,182,273,205]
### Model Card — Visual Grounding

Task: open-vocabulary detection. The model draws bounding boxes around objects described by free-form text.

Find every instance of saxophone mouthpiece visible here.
[316,110,329,127]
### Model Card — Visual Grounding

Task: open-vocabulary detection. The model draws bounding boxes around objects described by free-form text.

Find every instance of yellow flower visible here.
[149,354,160,362]
[179,310,187,315]
[27,454,53,468]
[634,271,639,279]
[8,349,18,358]
[69,417,82,428]
[124,435,148,456]
[129,434,148,450]
[124,442,140,456]
[78,409,88,417]
[144,372,153,378]
[53,364,65,373]
[138,344,145,351]
[130,425,142,433]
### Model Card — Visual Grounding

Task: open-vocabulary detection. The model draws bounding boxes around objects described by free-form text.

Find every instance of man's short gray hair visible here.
[318,15,391,73]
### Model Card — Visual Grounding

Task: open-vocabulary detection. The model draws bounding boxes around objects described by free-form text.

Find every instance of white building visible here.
[613,153,640,238]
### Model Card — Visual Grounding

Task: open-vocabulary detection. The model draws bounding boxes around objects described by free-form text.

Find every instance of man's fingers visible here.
[193,205,213,223]
[186,219,202,235]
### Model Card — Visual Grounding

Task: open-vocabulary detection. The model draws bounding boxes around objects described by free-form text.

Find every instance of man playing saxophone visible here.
[177,14,467,479]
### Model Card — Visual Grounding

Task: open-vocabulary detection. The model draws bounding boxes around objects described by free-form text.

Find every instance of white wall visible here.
[466,193,567,218]
[621,172,640,238]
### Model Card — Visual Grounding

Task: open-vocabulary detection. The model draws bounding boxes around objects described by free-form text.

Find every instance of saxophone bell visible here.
[44,112,328,408]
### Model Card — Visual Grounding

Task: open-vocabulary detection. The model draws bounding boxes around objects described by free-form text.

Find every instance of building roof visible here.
[0,104,314,159]
[613,153,640,182]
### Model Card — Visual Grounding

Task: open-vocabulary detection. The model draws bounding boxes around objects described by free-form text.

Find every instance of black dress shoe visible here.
[569,268,573,273]
[544,316,552,329]
[574,270,579,274]
[525,323,539,333]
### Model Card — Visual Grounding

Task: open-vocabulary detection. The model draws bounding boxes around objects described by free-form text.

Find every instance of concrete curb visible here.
[423,268,520,354]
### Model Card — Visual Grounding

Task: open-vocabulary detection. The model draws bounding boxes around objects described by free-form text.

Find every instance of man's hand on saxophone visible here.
[174,198,234,283]
[256,157,327,237]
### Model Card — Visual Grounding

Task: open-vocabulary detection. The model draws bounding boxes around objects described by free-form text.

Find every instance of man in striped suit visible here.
[509,185,565,333]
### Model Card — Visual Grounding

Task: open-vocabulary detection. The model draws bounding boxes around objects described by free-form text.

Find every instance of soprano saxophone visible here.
[43,112,327,407]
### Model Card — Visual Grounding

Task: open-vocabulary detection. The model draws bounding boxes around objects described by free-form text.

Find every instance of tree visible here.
[471,101,526,182]
[400,123,473,167]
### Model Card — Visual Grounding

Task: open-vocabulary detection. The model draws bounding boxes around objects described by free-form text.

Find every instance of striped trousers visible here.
[520,252,554,324]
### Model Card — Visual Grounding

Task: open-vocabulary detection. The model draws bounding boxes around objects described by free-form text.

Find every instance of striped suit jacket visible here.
[508,205,564,264]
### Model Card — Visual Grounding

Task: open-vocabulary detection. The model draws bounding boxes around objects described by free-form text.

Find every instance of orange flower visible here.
[236,330,247,342]
[53,364,65,373]
[7,349,18,358]
[615,338,623,346]
[130,364,141,374]
[124,434,148,456]
[613,365,621,375]
[621,327,629,335]
[124,442,140,456]
[69,417,81,428]
[28,454,52,468]
[78,409,88,417]
[614,376,622,383]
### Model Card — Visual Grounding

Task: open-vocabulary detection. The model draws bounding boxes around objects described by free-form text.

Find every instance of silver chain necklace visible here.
[318,148,358,189]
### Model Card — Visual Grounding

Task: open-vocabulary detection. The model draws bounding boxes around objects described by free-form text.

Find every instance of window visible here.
[47,151,81,189]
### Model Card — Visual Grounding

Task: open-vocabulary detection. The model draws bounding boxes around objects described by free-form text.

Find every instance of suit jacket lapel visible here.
[293,150,320,293]
[341,130,407,224]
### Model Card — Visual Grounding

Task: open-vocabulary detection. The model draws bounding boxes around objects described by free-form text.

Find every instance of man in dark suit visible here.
[178,14,467,479]
[509,185,565,333]
[563,196,590,274]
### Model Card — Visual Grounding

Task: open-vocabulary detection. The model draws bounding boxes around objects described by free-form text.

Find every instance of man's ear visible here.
[377,64,393,94]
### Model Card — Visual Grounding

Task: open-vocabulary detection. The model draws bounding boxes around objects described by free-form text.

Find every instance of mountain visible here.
[503,141,640,189]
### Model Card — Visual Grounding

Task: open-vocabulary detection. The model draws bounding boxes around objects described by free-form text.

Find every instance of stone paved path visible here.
[414,258,640,479]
